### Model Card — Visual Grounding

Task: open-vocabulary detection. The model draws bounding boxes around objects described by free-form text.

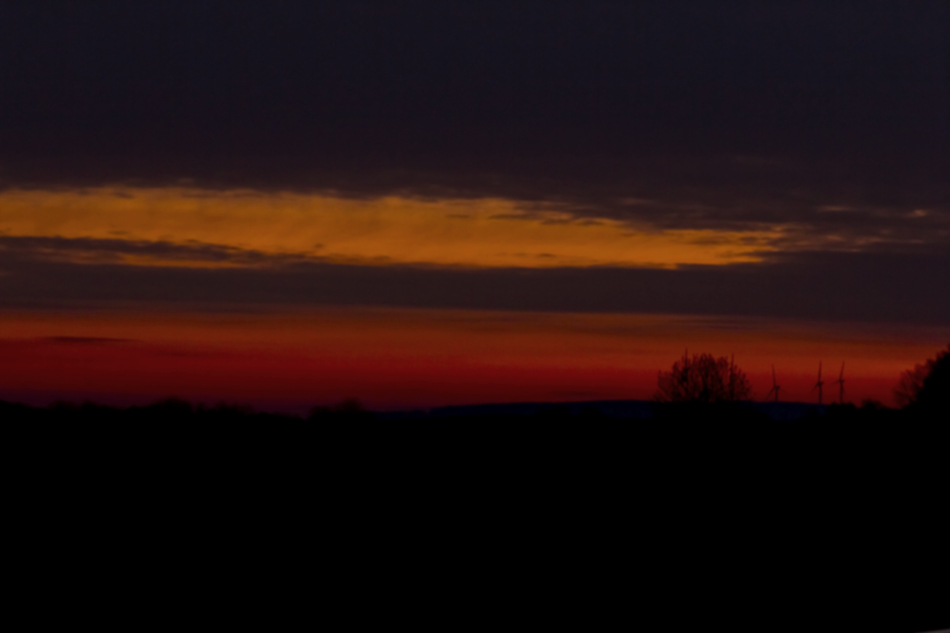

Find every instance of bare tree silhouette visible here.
[655,351,752,404]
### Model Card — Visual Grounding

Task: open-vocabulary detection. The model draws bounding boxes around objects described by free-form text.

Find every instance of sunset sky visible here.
[1,1,948,412]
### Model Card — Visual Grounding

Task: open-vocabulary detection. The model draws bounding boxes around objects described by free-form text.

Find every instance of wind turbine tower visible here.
[832,362,845,404]
[766,365,782,403]
[812,362,824,405]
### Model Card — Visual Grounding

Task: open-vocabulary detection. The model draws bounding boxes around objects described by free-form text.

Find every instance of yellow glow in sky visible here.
[0,187,782,268]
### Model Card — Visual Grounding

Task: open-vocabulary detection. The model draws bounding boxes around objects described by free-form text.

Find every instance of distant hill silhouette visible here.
[0,395,936,423]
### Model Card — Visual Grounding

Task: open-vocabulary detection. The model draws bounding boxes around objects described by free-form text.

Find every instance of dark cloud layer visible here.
[2,235,947,325]
[2,2,948,233]
[1,2,948,321]
[0,235,294,266]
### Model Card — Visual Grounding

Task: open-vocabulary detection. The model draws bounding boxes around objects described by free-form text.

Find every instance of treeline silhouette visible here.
[0,393,943,424]
[0,397,373,423]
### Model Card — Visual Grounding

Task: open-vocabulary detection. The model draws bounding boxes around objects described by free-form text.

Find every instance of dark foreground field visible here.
[3,397,947,633]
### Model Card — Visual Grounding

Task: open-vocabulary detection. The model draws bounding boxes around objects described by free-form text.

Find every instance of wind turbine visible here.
[766,365,782,402]
[811,362,824,405]
[832,362,845,404]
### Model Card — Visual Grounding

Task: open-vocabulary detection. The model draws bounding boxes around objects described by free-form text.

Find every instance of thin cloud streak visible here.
[2,242,947,325]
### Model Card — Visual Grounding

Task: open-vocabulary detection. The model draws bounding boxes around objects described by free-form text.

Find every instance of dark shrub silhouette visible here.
[655,351,752,404]
[895,344,950,415]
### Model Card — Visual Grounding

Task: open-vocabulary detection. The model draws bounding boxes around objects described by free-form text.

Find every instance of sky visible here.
[1,1,948,411]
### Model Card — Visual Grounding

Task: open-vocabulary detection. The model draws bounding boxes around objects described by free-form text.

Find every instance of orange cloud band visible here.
[0,187,782,269]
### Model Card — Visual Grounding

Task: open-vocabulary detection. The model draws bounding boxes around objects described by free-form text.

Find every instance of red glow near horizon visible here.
[1,308,944,414]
